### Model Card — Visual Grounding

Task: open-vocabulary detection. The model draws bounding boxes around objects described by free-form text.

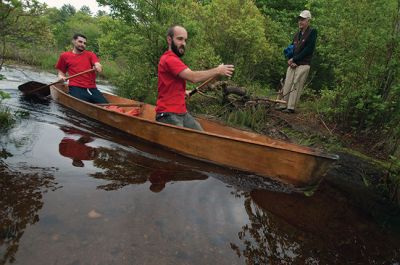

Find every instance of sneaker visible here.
[275,104,287,110]
[282,108,295,113]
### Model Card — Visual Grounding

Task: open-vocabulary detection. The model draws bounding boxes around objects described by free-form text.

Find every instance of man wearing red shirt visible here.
[55,33,107,103]
[156,25,234,130]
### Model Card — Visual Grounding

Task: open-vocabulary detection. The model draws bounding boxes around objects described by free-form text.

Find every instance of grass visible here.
[4,46,59,71]
[0,107,15,130]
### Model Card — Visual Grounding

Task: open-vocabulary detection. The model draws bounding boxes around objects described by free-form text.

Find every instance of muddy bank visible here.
[265,109,400,220]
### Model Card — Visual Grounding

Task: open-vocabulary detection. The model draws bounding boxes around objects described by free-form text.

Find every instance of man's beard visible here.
[171,40,184,57]
[76,46,85,52]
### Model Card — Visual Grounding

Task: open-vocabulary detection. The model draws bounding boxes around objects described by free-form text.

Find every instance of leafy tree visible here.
[0,0,51,69]
[59,4,76,22]
[53,12,101,52]
[96,0,184,100]
[200,0,276,84]
[79,5,92,16]
[311,0,400,154]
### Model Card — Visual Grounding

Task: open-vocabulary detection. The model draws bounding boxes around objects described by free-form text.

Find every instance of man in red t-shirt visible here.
[156,25,235,130]
[55,33,107,103]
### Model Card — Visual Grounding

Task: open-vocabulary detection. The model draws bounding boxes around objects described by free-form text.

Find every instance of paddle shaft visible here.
[188,77,216,97]
[27,68,96,95]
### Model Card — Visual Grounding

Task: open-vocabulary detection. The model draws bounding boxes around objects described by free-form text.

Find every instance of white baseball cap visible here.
[298,10,312,19]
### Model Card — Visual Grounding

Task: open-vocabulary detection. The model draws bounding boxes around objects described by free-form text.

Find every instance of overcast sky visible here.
[38,0,109,14]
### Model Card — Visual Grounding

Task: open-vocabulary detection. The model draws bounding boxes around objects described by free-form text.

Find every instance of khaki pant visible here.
[282,65,310,110]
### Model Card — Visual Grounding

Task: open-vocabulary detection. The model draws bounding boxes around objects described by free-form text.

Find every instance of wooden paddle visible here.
[188,76,217,97]
[18,68,96,96]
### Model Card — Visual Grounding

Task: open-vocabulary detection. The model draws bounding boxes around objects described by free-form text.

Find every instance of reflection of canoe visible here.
[50,84,338,188]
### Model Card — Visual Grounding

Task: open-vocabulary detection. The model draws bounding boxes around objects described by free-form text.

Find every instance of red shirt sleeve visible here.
[90,52,100,65]
[165,55,187,76]
[55,53,67,73]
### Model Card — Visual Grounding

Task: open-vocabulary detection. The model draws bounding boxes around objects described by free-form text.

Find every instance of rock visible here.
[88,209,102,219]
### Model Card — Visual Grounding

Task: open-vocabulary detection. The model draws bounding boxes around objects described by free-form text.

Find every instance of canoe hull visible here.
[50,84,338,188]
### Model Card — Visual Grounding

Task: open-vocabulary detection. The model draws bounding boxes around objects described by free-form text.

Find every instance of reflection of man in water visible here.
[59,136,98,167]
[148,169,208,193]
[149,170,171,193]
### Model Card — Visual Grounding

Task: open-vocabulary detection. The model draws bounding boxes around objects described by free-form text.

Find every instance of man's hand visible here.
[288,58,297,68]
[94,62,103,73]
[185,90,192,98]
[217,64,235,77]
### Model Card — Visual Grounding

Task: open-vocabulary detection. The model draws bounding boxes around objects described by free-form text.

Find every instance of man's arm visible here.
[178,64,234,83]
[57,70,67,82]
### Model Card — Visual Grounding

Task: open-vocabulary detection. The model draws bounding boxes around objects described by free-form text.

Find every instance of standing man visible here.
[56,33,108,103]
[279,10,317,113]
[156,25,234,130]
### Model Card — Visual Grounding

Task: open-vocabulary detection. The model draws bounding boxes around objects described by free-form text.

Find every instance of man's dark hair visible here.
[167,25,185,38]
[167,26,176,38]
[72,33,87,40]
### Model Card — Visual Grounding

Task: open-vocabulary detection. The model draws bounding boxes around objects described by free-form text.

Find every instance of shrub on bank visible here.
[0,91,14,130]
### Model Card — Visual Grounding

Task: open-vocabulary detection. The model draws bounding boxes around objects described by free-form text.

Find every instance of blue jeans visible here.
[156,112,203,131]
[69,86,108,103]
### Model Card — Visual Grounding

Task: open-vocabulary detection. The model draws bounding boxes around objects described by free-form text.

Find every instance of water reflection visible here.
[59,127,98,167]
[92,148,209,192]
[58,126,209,192]
[0,162,57,265]
[231,184,400,264]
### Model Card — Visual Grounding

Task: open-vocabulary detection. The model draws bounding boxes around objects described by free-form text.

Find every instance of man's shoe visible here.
[275,104,287,111]
[282,108,295,113]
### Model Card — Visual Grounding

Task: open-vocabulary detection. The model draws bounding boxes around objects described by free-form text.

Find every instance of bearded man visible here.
[156,25,234,130]
[56,33,107,103]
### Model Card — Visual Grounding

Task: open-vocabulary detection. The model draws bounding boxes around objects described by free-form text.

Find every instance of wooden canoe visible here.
[50,83,339,188]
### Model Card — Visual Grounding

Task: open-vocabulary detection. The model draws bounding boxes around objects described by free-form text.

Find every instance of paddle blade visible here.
[18,81,50,96]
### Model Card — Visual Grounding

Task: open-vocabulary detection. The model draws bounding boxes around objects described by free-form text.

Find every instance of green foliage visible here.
[79,5,92,16]
[0,91,14,130]
[0,90,10,101]
[53,12,101,52]
[224,105,269,132]
[311,0,400,132]
[0,0,53,69]
[0,109,14,130]
[199,0,275,83]
[4,45,59,70]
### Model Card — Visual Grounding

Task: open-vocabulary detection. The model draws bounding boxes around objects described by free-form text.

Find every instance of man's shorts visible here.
[156,112,203,131]
[69,86,108,104]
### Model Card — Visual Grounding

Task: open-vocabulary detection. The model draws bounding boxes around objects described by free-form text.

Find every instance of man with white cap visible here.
[278,10,317,113]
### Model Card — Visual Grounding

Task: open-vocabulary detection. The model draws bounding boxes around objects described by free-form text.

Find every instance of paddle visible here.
[18,68,95,96]
[188,76,217,97]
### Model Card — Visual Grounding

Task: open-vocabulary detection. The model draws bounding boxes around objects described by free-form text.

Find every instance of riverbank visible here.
[266,107,400,211]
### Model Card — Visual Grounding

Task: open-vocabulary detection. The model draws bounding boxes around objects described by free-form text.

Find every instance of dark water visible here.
[1,68,400,264]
